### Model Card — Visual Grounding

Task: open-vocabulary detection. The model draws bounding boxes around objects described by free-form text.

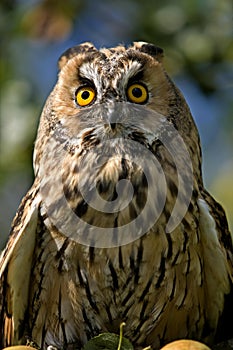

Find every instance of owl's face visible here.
[37,41,200,158]
[54,42,169,117]
[34,42,202,246]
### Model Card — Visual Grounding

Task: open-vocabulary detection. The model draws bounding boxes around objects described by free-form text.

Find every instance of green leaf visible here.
[82,332,134,350]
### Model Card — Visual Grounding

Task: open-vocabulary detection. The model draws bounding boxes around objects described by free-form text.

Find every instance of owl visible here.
[0,42,232,350]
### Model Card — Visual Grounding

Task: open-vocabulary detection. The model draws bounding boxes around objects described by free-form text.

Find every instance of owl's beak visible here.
[108,121,116,130]
[105,103,120,131]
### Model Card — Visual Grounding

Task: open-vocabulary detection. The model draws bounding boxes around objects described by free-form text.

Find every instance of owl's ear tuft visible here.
[58,42,97,70]
[133,42,164,62]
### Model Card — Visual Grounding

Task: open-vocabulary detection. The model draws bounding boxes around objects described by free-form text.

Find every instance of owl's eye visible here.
[127,83,148,104]
[75,86,96,106]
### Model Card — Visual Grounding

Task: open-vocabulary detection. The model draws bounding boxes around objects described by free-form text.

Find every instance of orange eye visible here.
[75,86,96,106]
[127,83,148,104]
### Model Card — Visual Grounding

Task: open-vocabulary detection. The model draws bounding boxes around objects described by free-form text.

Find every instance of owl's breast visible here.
[63,152,151,238]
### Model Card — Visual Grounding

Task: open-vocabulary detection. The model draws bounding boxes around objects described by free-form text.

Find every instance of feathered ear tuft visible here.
[58,42,97,70]
[133,42,164,62]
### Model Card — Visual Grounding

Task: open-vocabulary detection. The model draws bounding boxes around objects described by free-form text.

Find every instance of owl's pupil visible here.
[132,87,142,98]
[82,91,90,100]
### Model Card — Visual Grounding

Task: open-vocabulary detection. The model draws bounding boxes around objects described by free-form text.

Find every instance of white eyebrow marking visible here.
[79,61,103,93]
[79,58,143,94]
[79,61,100,81]
[117,60,142,88]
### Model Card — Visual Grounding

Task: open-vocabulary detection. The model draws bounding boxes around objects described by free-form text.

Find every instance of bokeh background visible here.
[0,0,232,249]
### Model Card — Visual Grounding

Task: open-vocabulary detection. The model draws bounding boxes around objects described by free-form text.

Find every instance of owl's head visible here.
[36,42,201,177]
[38,41,199,152]
[54,41,174,117]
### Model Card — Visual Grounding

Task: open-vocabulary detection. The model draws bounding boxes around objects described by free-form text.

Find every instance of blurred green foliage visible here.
[0,0,232,246]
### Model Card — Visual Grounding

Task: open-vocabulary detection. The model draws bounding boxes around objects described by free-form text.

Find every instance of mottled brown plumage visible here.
[0,42,232,350]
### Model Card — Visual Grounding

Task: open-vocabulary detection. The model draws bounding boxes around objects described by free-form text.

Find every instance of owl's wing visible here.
[0,179,41,347]
[199,191,233,343]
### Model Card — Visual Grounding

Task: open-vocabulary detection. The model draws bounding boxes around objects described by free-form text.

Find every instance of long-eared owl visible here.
[0,42,232,350]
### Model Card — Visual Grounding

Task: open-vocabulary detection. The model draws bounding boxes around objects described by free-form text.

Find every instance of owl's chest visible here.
[28,221,207,349]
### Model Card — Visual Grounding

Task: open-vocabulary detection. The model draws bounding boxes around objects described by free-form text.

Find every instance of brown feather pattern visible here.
[0,42,232,350]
